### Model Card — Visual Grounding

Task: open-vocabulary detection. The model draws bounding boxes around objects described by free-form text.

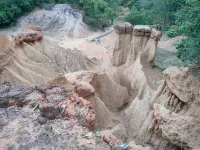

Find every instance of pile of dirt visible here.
[19,4,92,41]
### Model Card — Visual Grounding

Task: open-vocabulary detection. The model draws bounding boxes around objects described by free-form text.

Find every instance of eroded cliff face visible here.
[113,23,161,66]
[1,22,200,150]
[19,4,92,40]
[104,23,200,150]
[0,24,98,85]
[68,23,200,150]
[151,67,200,149]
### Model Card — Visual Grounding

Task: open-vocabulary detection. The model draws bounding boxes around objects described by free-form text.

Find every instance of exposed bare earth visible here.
[0,4,200,150]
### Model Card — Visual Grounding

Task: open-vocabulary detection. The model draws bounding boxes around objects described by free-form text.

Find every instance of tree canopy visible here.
[123,0,200,76]
[171,0,200,76]
[0,0,117,28]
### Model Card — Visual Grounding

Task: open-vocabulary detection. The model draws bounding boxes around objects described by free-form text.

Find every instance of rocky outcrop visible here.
[0,82,118,149]
[113,22,133,66]
[0,82,96,129]
[163,67,200,104]
[13,24,43,43]
[0,25,99,85]
[146,66,200,150]
[1,21,200,150]
[152,104,200,150]
[99,23,200,150]
[113,23,162,66]
[51,71,129,130]
[19,4,92,40]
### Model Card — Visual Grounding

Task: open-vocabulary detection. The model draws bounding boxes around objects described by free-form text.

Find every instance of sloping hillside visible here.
[0,24,98,85]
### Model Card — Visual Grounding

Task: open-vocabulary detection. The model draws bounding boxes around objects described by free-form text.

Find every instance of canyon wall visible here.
[105,23,200,150]
[71,23,200,150]
[0,24,98,85]
[52,22,200,149]
[0,21,200,150]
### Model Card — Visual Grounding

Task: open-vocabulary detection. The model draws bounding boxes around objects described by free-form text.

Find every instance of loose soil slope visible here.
[0,24,98,85]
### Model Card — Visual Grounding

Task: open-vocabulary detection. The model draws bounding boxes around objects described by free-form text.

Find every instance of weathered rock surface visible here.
[1,21,200,150]
[13,24,43,43]
[153,104,200,150]
[0,25,99,85]
[100,22,200,150]
[76,81,95,98]
[163,67,200,103]
[19,4,92,40]
[0,82,136,150]
[113,23,162,66]
[48,71,129,130]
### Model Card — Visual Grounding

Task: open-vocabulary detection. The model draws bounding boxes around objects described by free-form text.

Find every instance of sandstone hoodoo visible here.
[0,4,200,149]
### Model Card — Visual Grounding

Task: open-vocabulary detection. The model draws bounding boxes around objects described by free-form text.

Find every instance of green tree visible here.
[0,0,116,28]
[172,0,200,75]
[124,6,153,25]
[83,0,116,28]
[123,0,184,30]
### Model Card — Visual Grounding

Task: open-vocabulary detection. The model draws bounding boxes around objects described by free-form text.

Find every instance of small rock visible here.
[18,143,30,150]
[80,145,94,150]
[37,116,47,125]
[44,125,52,131]
[4,144,16,150]
[39,103,60,119]
[0,100,9,108]
[76,81,95,98]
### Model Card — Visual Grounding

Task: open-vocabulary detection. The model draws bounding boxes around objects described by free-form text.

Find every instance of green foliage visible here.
[172,0,200,76]
[123,0,200,76]
[176,38,200,76]
[0,0,36,26]
[0,0,116,29]
[105,0,121,11]
[166,26,180,37]
[123,0,184,30]
[124,6,153,25]
[83,0,116,28]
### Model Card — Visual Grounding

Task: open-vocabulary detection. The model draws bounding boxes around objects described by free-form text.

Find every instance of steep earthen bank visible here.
[0,24,99,85]
[98,23,200,150]
[61,23,200,150]
[0,22,200,150]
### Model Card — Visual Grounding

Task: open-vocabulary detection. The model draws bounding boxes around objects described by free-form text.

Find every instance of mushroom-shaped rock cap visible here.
[114,22,133,34]
[133,25,162,40]
[13,24,43,43]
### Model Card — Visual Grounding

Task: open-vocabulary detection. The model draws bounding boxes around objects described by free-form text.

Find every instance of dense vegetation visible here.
[123,0,184,31]
[0,0,199,75]
[0,0,55,26]
[0,0,117,28]
[63,0,119,28]
[171,0,200,76]
[123,0,200,76]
